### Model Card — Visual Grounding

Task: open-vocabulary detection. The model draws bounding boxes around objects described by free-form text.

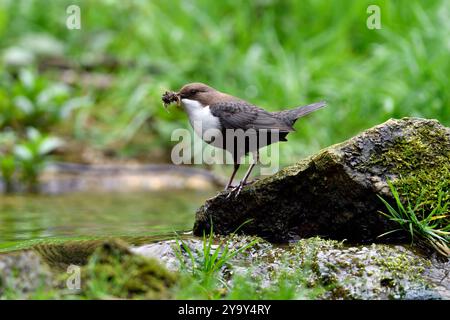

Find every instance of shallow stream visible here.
[0,190,214,252]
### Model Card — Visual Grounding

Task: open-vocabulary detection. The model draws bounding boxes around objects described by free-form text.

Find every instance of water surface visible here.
[0,190,214,251]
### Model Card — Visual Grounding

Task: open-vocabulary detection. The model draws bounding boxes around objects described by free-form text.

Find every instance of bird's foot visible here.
[226,181,251,199]
[226,183,243,199]
[225,179,257,190]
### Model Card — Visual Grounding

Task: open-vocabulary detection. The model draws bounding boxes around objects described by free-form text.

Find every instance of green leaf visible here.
[38,137,63,155]
[13,145,32,160]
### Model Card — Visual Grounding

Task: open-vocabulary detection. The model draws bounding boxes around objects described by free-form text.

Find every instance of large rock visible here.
[194,117,450,243]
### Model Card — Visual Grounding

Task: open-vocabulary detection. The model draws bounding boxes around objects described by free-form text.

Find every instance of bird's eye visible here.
[190,89,198,95]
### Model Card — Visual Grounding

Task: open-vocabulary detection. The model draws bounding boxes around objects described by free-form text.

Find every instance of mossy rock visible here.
[81,239,177,299]
[194,117,450,243]
[33,239,178,299]
[0,251,56,298]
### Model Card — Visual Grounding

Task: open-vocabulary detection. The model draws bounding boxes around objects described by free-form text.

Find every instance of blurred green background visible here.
[0,0,449,176]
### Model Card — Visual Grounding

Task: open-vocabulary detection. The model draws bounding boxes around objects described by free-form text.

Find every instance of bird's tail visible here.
[276,101,327,126]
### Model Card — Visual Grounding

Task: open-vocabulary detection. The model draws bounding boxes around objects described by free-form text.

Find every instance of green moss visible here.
[312,149,341,171]
[373,247,430,283]
[370,124,450,174]
[368,122,450,228]
[395,167,449,221]
[81,239,177,299]
[290,237,344,288]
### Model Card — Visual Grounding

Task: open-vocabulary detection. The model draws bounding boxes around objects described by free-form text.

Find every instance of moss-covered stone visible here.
[359,120,450,229]
[3,236,444,300]
[31,239,178,299]
[194,118,450,244]
[312,243,438,299]
[81,240,177,299]
[199,236,446,300]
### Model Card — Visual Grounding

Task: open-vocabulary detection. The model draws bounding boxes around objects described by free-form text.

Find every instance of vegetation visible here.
[82,240,177,299]
[379,181,450,256]
[0,69,88,132]
[173,231,332,300]
[175,227,257,278]
[0,128,62,192]
[0,68,85,192]
[0,0,449,187]
[2,236,433,300]
[173,224,259,299]
[0,0,449,301]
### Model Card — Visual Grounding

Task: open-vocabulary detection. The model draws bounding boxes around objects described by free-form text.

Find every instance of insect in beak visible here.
[162,91,181,111]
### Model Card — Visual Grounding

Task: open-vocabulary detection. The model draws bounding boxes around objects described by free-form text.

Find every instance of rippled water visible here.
[0,190,214,252]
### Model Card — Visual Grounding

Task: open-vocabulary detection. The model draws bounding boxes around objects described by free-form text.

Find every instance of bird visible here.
[162,82,326,197]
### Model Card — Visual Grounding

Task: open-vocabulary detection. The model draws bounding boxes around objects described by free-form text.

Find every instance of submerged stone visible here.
[194,118,450,243]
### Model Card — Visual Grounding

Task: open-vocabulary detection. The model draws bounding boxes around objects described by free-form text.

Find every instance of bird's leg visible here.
[224,163,240,190]
[227,151,259,198]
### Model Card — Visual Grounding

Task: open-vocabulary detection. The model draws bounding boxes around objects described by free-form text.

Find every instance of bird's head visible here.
[162,82,221,109]
[178,82,217,107]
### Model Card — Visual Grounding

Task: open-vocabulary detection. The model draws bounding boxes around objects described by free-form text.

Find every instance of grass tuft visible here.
[378,180,449,257]
[175,222,258,277]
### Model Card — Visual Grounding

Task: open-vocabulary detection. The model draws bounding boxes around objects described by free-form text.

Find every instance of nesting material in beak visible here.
[162,91,180,109]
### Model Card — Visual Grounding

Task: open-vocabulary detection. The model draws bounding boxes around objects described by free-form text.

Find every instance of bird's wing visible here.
[209,102,293,132]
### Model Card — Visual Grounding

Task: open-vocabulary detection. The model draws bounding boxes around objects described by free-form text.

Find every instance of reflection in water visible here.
[0,190,214,251]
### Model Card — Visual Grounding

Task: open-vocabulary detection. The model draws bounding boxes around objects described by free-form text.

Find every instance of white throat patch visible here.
[181,99,221,139]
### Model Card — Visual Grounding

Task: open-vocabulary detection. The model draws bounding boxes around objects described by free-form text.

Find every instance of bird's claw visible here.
[226,182,245,199]
[225,180,255,190]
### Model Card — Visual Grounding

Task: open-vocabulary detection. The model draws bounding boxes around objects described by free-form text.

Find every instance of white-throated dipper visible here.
[162,83,326,197]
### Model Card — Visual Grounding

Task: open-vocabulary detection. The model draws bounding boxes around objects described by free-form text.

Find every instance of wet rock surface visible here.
[132,237,449,300]
[1,237,447,299]
[314,245,438,299]
[194,117,450,243]
[0,251,55,297]
[422,258,450,299]
[131,239,203,272]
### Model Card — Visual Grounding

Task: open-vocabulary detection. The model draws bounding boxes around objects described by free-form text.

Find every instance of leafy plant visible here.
[0,69,88,133]
[14,127,63,192]
[0,131,17,193]
[378,180,450,256]
[0,154,16,193]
